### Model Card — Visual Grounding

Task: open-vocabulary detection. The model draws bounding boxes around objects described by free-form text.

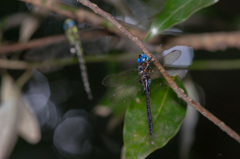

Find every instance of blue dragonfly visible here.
[102,50,183,140]
[63,19,93,100]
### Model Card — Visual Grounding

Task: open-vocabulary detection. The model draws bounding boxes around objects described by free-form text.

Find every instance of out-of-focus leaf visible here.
[19,14,41,42]
[19,6,49,42]
[0,74,41,159]
[145,0,219,40]
[18,97,41,144]
[0,75,19,159]
[123,77,187,159]
[180,76,201,159]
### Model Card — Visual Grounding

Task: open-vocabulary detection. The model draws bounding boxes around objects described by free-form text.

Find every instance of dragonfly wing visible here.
[163,50,182,66]
[150,69,161,80]
[151,69,187,80]
[167,69,187,79]
[151,50,182,79]
[102,69,138,87]
[110,81,143,103]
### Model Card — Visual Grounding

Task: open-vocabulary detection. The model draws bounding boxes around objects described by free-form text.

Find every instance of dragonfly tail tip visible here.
[151,140,155,145]
[150,134,154,144]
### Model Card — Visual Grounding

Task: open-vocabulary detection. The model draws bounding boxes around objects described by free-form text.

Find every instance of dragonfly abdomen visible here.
[145,89,153,141]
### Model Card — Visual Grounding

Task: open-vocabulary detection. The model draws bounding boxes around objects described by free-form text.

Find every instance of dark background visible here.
[1,0,240,158]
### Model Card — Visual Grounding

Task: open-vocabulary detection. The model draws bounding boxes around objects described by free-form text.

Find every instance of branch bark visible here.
[164,31,240,51]
[0,29,111,54]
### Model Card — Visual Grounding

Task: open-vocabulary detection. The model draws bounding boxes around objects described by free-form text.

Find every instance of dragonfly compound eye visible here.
[138,54,149,63]
[63,19,76,30]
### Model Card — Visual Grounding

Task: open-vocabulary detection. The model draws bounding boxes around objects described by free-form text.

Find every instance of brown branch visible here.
[164,31,240,51]
[0,35,66,54]
[77,0,240,143]
[0,59,29,69]
[16,68,33,89]
[0,29,111,54]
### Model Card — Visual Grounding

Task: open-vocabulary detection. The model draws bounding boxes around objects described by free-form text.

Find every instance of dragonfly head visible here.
[63,18,76,30]
[138,54,149,63]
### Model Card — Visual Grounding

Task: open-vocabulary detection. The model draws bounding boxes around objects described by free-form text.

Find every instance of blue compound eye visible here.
[63,19,76,30]
[138,54,149,63]
[67,20,76,27]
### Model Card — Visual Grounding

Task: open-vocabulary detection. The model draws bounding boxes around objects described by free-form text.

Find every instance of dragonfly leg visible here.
[147,55,156,63]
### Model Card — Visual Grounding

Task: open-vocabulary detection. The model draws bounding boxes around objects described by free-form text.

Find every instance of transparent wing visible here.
[151,50,182,79]
[110,80,143,103]
[102,69,144,103]
[151,69,187,80]
[102,69,138,87]
[167,69,187,79]
[163,50,182,66]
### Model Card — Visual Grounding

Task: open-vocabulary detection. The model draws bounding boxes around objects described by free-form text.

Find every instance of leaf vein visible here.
[158,0,193,29]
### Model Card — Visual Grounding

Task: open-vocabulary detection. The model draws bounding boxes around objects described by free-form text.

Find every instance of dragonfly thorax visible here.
[138,58,151,91]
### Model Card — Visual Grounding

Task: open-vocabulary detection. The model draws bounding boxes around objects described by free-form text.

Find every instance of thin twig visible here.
[0,35,65,55]
[0,30,111,54]
[0,59,29,69]
[164,31,240,51]
[77,0,240,143]
[16,67,33,89]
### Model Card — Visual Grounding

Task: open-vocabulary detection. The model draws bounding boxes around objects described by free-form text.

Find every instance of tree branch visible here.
[0,29,111,54]
[77,0,240,143]
[164,31,240,51]
[0,35,66,55]
[0,59,29,69]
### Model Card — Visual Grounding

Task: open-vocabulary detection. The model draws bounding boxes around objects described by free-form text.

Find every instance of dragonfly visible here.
[63,18,93,100]
[102,50,183,140]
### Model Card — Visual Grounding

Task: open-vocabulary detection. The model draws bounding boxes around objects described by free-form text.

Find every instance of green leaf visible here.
[145,0,219,40]
[123,77,187,159]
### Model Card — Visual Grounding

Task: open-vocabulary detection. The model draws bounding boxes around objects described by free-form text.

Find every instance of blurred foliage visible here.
[145,0,219,40]
[1,0,240,159]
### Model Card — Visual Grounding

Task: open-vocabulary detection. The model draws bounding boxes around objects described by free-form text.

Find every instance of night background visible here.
[0,0,240,159]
